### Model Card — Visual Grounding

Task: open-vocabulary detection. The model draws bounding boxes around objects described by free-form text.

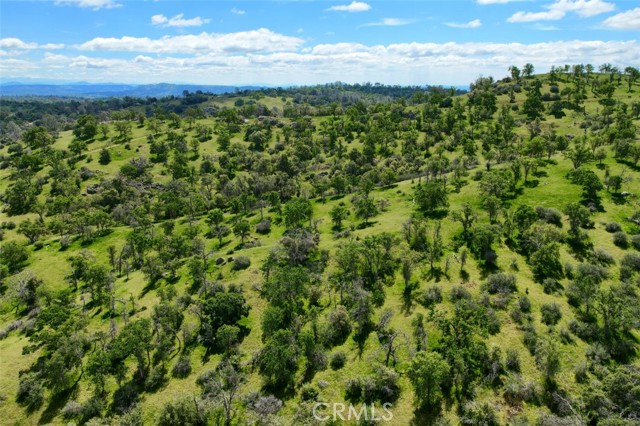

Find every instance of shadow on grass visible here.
[38,379,80,424]
[402,282,420,315]
[523,179,540,188]
[356,221,378,230]
[410,405,444,426]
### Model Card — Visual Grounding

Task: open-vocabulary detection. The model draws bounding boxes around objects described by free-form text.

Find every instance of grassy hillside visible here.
[1,66,639,426]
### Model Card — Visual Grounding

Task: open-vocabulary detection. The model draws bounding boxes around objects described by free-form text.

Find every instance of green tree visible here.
[354,195,378,226]
[233,220,251,244]
[257,329,299,389]
[99,148,111,165]
[330,204,349,230]
[18,219,48,244]
[415,181,449,214]
[73,114,98,141]
[283,198,313,229]
[406,351,450,410]
[522,79,545,120]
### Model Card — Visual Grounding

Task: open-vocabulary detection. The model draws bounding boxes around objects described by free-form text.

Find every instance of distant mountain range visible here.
[0,82,265,98]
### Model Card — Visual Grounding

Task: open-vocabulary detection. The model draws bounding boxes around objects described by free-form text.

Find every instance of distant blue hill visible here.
[0,82,265,98]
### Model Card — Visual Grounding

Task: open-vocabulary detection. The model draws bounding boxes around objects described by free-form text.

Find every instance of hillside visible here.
[0,65,639,426]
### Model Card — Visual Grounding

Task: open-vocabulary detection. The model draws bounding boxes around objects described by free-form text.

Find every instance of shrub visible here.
[460,402,499,426]
[299,384,319,401]
[518,295,532,312]
[574,362,589,383]
[631,234,640,250]
[605,222,622,233]
[330,351,347,370]
[542,278,562,294]
[157,398,207,426]
[536,206,563,226]
[62,400,83,419]
[621,253,640,271]
[540,303,562,326]
[145,366,167,392]
[421,286,443,307]
[172,354,192,378]
[483,273,517,294]
[449,286,471,302]
[505,348,521,372]
[256,218,272,234]
[590,248,615,266]
[232,256,251,271]
[16,373,44,412]
[323,306,352,346]
[613,232,629,249]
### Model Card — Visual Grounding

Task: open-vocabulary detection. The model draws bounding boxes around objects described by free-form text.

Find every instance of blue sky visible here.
[0,0,639,86]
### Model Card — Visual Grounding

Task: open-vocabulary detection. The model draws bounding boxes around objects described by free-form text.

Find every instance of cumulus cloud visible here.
[77,29,305,54]
[361,18,415,27]
[230,8,246,15]
[0,38,65,52]
[445,19,482,28]
[508,0,615,22]
[151,13,210,28]
[53,0,121,10]
[19,39,639,86]
[602,8,640,30]
[327,1,372,12]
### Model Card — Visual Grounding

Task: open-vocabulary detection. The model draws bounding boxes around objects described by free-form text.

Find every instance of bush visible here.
[605,222,622,233]
[536,206,563,226]
[16,373,44,412]
[518,295,531,312]
[590,248,615,266]
[542,278,562,294]
[631,234,640,250]
[503,374,538,405]
[421,286,443,307]
[621,253,640,271]
[540,303,562,326]
[157,398,207,426]
[256,218,272,234]
[232,256,251,271]
[449,286,471,302]
[483,273,517,294]
[330,351,347,370]
[172,354,192,378]
[300,384,319,401]
[323,306,352,346]
[574,362,589,383]
[613,232,629,248]
[460,402,499,426]
[505,348,521,372]
[62,400,83,419]
[145,366,167,392]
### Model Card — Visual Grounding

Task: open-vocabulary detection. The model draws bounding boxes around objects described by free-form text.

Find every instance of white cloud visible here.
[0,38,65,51]
[508,0,615,22]
[230,8,246,15]
[361,18,415,27]
[53,0,121,10]
[508,10,565,22]
[77,29,305,54]
[151,13,210,28]
[327,1,372,12]
[445,19,482,28]
[21,39,639,86]
[602,8,640,30]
